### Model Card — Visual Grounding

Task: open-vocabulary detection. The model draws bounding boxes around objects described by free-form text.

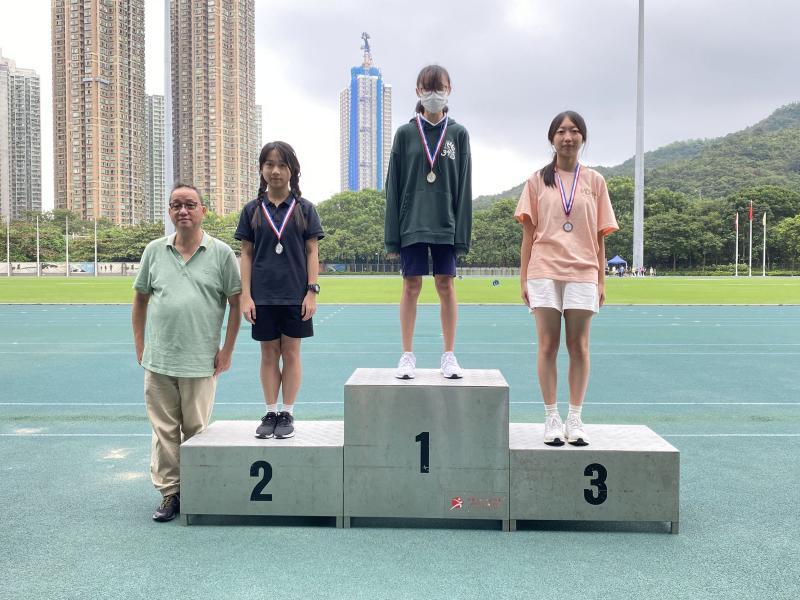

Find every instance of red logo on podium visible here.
[450,496,463,510]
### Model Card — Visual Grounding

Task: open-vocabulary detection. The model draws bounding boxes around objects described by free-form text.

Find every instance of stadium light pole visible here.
[164,0,175,236]
[632,0,645,271]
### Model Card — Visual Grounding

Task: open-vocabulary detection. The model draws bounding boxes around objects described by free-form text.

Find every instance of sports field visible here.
[1,274,799,304]
[1,297,799,599]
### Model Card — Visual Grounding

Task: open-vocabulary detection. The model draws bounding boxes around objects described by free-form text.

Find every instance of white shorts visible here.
[527,279,599,313]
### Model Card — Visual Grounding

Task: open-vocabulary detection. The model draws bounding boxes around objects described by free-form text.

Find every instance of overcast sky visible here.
[1,0,798,210]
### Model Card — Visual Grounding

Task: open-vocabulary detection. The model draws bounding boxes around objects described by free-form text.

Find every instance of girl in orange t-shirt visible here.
[515,111,618,446]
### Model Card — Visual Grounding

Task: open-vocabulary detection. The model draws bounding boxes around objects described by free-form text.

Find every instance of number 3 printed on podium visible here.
[584,463,608,505]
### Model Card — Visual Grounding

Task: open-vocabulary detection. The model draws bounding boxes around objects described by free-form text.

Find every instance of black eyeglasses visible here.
[169,202,200,211]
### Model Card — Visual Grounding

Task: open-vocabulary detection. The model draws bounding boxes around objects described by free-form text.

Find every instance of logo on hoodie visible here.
[441,140,456,161]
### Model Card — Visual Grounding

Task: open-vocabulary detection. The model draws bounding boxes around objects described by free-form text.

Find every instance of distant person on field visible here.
[516,111,618,447]
[132,183,242,522]
[384,64,472,380]
[236,141,325,441]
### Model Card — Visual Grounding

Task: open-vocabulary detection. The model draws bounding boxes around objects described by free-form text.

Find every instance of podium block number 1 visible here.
[250,460,273,501]
[583,463,608,505]
[415,432,430,474]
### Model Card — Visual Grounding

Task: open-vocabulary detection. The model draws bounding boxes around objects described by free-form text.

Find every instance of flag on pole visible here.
[749,200,753,221]
[735,212,739,230]
[762,211,766,226]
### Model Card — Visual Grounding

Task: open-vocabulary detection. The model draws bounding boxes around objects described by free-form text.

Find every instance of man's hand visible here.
[136,343,144,365]
[214,347,233,376]
[242,296,256,324]
[301,291,317,321]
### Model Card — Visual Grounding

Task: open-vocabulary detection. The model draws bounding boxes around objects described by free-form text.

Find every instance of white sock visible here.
[267,404,278,414]
[568,404,582,418]
[545,404,559,417]
[280,404,294,415]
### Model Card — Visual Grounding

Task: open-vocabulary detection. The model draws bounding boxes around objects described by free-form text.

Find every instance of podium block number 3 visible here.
[250,460,273,501]
[583,463,608,505]
[415,432,430,473]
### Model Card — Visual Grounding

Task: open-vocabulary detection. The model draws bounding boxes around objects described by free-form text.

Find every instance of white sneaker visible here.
[395,352,416,379]
[565,414,589,446]
[440,352,464,379]
[543,413,565,446]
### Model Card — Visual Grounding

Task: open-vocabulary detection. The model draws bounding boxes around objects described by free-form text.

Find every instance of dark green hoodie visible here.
[384,115,472,254]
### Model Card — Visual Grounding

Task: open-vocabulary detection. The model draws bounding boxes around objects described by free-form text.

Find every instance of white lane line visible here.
[3,351,800,356]
[0,433,151,437]
[1,401,798,407]
[2,433,798,439]
[663,434,800,437]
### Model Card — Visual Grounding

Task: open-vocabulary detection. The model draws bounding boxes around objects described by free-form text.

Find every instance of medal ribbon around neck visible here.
[415,113,449,176]
[555,162,581,218]
[261,195,297,244]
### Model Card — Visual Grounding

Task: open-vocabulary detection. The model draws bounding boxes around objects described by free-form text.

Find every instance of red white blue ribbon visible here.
[261,196,297,242]
[555,163,581,217]
[415,113,449,174]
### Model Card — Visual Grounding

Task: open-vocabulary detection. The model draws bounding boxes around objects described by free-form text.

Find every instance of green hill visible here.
[474,102,800,208]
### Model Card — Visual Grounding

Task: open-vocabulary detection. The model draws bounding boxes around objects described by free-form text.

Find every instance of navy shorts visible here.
[252,305,313,341]
[400,243,457,277]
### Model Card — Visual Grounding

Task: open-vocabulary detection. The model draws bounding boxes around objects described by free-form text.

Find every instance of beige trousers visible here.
[144,369,217,496]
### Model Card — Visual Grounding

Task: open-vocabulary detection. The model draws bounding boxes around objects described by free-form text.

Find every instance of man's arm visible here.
[132,292,150,364]
[214,293,241,376]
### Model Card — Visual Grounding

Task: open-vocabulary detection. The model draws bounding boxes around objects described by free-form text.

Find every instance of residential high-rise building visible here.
[0,50,41,221]
[171,0,257,214]
[255,103,262,156]
[145,94,165,223]
[51,0,146,225]
[339,33,392,192]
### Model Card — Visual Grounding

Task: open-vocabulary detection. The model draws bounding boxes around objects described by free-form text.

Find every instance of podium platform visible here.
[343,369,510,529]
[179,420,344,526]
[509,423,680,533]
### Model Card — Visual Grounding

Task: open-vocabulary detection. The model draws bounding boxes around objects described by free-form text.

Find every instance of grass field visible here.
[0,274,799,304]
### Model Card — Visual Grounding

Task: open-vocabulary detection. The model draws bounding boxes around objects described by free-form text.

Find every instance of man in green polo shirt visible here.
[132,183,242,522]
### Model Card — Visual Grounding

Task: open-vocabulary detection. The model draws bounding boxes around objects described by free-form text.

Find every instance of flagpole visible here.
[94,218,98,277]
[762,212,767,277]
[734,212,739,277]
[65,215,70,278]
[36,215,40,277]
[748,201,753,277]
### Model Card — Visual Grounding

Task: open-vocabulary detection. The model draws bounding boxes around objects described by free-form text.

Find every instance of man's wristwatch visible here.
[307,283,320,294]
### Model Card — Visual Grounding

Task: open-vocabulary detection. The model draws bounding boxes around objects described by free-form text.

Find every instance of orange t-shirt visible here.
[515,165,618,283]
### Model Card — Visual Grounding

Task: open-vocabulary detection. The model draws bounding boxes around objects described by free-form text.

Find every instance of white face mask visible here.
[420,90,448,114]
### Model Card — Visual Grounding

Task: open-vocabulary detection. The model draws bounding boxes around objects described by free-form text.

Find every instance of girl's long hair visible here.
[540,111,588,188]
[415,65,451,114]
[251,141,306,231]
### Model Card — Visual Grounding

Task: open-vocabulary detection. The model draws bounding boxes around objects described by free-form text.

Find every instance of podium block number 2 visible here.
[415,432,430,474]
[583,463,608,505]
[250,460,273,501]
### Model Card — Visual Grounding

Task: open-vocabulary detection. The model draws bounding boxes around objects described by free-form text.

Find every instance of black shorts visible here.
[400,243,457,277]
[252,305,314,341]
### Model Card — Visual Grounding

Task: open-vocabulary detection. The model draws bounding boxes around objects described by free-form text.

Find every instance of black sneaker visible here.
[274,411,295,438]
[255,412,278,439]
[152,493,180,522]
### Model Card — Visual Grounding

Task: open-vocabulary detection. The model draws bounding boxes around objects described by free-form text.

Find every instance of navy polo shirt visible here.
[235,194,324,305]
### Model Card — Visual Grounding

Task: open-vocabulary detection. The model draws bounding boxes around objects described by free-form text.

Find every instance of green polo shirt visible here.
[134,232,242,377]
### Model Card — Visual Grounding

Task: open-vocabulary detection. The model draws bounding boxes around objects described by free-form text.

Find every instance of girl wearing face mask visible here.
[384,64,472,380]
[515,111,618,446]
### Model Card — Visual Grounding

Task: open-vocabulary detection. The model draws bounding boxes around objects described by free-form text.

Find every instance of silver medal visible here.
[427,171,436,183]
[563,222,573,232]
[275,242,283,254]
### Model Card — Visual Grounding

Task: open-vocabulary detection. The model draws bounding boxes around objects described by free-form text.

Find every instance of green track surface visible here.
[1,304,799,599]
[1,275,799,304]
